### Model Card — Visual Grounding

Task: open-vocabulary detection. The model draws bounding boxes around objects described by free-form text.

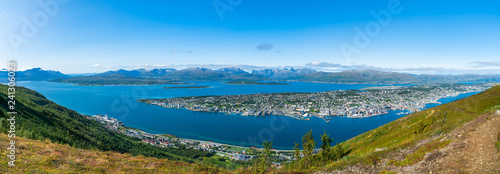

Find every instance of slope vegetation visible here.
[319,85,500,173]
[0,84,212,163]
[0,133,195,174]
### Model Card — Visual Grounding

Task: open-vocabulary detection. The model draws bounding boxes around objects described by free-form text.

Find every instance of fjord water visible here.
[16,81,478,149]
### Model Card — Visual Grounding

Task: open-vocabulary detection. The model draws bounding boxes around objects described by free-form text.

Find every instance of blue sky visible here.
[1,0,500,74]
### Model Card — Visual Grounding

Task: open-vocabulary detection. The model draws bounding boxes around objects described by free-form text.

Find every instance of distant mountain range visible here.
[3,67,500,85]
[252,68,317,79]
[49,67,269,85]
[0,68,68,82]
[286,69,500,84]
[286,69,420,84]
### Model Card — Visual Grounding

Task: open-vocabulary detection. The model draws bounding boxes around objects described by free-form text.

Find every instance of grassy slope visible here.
[0,84,210,163]
[0,133,194,174]
[323,85,500,170]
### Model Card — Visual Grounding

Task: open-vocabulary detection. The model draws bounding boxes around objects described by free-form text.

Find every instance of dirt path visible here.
[319,111,500,174]
[426,112,500,173]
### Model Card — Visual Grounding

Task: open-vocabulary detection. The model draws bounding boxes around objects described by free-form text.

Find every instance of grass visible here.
[227,146,247,153]
[321,85,500,172]
[379,170,397,174]
[0,133,197,174]
[349,85,499,153]
[388,137,452,166]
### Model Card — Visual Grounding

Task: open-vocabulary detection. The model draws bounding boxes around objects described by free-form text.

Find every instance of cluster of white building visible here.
[141,83,494,120]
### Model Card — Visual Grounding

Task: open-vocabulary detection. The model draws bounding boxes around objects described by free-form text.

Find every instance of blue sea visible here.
[15,81,478,150]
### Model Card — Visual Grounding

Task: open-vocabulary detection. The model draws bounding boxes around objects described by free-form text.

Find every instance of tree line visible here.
[0,85,212,163]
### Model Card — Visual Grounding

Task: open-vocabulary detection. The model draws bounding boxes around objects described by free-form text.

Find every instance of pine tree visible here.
[255,141,273,174]
[302,129,316,168]
[320,130,333,161]
[293,142,301,170]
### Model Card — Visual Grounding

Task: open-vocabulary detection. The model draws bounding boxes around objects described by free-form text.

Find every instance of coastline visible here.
[138,83,492,123]
[142,90,478,120]
[124,91,484,150]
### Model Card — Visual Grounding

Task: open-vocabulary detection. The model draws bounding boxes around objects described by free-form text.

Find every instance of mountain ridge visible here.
[50,68,500,85]
[5,67,500,85]
[0,68,68,82]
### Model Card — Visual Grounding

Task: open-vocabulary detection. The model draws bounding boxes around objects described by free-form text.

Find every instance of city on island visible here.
[139,83,494,121]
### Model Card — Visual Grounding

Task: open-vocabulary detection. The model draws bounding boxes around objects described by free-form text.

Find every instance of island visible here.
[163,86,210,89]
[224,80,290,85]
[138,83,495,121]
[50,75,189,86]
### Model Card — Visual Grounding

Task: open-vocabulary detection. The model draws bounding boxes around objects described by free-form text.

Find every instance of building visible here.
[230,154,253,161]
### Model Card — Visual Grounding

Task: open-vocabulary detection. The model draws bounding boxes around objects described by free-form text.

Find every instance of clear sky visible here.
[1,0,499,74]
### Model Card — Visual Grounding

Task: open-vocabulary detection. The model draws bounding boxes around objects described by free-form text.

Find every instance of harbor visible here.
[140,83,493,121]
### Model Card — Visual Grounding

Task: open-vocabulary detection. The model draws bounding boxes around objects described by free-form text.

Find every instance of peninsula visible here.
[139,83,494,120]
[163,86,210,89]
[223,80,290,85]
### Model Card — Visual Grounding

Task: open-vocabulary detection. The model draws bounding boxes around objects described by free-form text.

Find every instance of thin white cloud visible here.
[305,61,500,75]
[92,64,113,68]
[469,61,500,68]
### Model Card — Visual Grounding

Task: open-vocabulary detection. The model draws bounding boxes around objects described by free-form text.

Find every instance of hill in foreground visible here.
[0,133,194,173]
[0,84,212,163]
[316,84,500,173]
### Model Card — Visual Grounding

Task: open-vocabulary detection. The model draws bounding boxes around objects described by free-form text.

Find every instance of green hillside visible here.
[0,84,212,163]
[343,84,500,153]
[0,133,197,174]
[315,84,500,172]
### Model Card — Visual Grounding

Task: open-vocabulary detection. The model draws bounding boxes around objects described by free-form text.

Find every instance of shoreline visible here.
[139,84,490,122]
[132,126,299,151]
[126,91,483,150]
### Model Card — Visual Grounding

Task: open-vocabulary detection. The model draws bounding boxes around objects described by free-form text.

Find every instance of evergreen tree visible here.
[255,141,273,174]
[320,130,333,161]
[302,129,316,168]
[293,142,301,170]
